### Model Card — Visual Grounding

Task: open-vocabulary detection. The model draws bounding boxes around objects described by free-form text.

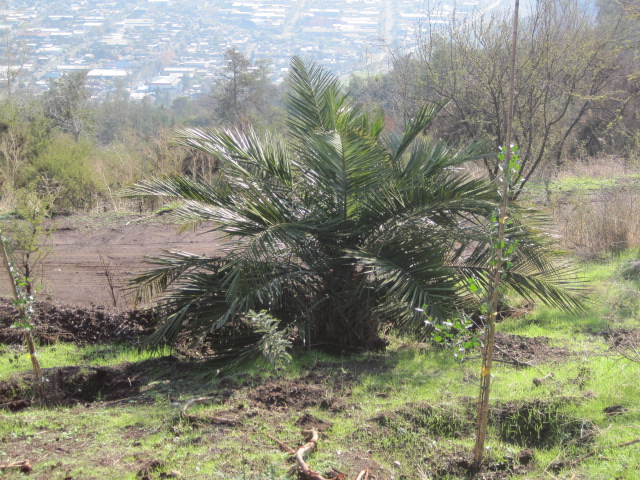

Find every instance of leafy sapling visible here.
[0,233,46,402]
[417,306,480,361]
[242,310,292,370]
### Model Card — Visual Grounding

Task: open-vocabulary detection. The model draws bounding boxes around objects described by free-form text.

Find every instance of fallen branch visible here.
[617,438,640,448]
[296,429,324,480]
[354,470,370,480]
[0,460,33,473]
[270,428,369,480]
[180,397,238,426]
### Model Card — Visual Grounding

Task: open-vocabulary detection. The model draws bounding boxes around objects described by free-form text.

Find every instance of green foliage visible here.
[420,309,480,360]
[239,310,292,369]
[0,102,53,203]
[0,186,54,295]
[125,58,582,354]
[29,135,103,210]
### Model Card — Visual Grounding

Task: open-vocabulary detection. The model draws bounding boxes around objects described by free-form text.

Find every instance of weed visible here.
[491,399,596,449]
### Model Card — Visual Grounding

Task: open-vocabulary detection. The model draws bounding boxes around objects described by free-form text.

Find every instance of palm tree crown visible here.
[125,57,581,353]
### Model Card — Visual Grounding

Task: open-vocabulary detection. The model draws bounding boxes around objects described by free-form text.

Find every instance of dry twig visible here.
[0,460,32,473]
[180,397,237,426]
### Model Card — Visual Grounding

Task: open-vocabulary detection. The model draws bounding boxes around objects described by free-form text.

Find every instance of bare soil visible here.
[0,213,225,308]
[0,299,157,344]
[603,328,640,349]
[492,332,571,365]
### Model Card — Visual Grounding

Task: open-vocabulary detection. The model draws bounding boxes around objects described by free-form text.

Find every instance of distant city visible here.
[0,0,510,102]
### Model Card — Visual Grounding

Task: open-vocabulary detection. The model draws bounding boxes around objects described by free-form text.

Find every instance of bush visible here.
[28,136,104,211]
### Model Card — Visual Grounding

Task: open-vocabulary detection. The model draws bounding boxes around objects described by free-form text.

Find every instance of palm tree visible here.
[124,57,581,354]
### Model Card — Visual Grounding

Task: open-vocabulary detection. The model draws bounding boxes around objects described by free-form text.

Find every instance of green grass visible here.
[0,343,171,379]
[525,173,640,198]
[2,255,640,479]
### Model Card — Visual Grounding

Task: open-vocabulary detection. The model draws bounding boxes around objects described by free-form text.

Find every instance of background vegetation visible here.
[0,1,636,226]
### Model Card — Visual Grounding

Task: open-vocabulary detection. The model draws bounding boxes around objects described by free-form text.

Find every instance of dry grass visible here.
[553,187,640,254]
[547,157,640,254]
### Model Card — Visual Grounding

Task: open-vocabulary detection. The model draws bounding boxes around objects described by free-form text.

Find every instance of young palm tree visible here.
[125,57,581,354]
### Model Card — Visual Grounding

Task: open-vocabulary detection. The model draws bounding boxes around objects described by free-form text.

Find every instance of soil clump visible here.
[493,332,570,365]
[0,299,157,345]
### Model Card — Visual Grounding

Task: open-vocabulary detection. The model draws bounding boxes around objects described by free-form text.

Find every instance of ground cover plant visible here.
[0,252,639,479]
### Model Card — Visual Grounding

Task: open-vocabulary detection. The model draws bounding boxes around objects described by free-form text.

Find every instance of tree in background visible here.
[0,102,52,207]
[0,27,30,103]
[125,58,581,355]
[349,51,432,130]
[211,48,283,131]
[347,0,639,195]
[415,0,638,194]
[0,99,102,212]
[43,71,92,143]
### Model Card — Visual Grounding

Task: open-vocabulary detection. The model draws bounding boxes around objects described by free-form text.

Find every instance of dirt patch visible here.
[0,213,225,308]
[295,413,333,432]
[301,358,392,383]
[332,450,388,480]
[239,362,379,412]
[247,377,343,411]
[0,356,192,410]
[493,332,570,365]
[603,328,640,349]
[0,299,157,345]
[373,401,474,439]
[603,404,627,416]
[136,459,181,479]
[414,445,535,480]
[373,398,592,452]
[0,364,141,409]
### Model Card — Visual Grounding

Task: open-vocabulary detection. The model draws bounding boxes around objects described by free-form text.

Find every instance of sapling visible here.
[472,0,521,468]
[1,233,45,403]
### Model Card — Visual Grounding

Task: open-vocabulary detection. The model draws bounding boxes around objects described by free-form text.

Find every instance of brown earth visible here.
[493,332,571,365]
[0,299,157,344]
[0,213,225,308]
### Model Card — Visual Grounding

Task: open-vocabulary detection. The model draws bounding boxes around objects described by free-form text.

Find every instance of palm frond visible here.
[125,57,583,355]
[386,102,447,164]
[286,56,346,135]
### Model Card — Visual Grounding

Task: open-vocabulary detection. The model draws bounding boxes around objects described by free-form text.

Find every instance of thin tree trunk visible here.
[472,0,520,469]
